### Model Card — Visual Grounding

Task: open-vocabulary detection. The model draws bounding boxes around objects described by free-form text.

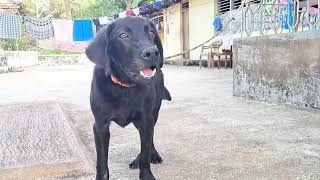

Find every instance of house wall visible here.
[163,3,182,58]
[162,0,239,60]
[189,0,217,60]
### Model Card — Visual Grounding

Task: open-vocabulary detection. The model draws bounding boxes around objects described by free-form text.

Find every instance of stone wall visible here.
[38,54,90,66]
[233,31,320,108]
[0,51,38,73]
[0,52,91,74]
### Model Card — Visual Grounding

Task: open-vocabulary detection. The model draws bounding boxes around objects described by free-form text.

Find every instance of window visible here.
[233,0,242,10]
[219,0,231,14]
[182,2,189,11]
[219,0,261,14]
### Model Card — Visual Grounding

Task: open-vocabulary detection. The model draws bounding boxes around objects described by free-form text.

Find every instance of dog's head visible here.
[86,17,163,85]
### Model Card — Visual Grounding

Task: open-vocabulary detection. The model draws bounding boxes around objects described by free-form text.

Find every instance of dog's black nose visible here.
[142,47,159,60]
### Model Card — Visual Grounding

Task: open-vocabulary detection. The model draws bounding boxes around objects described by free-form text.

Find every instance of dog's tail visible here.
[162,86,172,101]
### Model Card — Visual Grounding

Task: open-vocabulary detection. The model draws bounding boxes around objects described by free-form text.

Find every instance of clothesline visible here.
[0,0,181,41]
[0,12,109,41]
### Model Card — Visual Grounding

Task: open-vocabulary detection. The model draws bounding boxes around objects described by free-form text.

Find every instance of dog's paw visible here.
[150,151,163,164]
[96,173,109,180]
[139,170,156,180]
[129,158,140,169]
[129,151,163,169]
[140,175,156,180]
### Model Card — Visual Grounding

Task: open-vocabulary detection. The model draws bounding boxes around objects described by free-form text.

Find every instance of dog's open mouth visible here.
[139,66,156,79]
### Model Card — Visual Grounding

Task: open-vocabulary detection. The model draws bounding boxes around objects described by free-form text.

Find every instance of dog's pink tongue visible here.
[142,68,153,76]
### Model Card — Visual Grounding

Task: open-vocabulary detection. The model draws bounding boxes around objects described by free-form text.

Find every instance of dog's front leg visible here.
[93,122,110,180]
[136,117,156,180]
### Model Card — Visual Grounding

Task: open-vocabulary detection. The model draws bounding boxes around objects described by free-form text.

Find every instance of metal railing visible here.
[240,0,320,37]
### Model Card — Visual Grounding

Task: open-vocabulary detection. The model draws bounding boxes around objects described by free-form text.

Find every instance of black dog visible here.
[85,17,171,180]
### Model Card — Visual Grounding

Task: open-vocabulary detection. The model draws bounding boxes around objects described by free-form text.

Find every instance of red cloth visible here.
[126,9,133,16]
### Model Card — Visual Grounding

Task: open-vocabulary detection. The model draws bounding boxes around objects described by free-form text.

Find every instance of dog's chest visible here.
[111,105,142,127]
[111,91,155,127]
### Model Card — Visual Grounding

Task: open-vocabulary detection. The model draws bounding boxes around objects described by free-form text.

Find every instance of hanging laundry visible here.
[73,19,94,41]
[145,4,155,13]
[139,6,147,15]
[93,17,109,33]
[98,17,109,25]
[126,8,133,16]
[213,16,222,31]
[159,0,166,8]
[23,16,54,40]
[37,38,55,50]
[93,18,102,32]
[52,19,73,42]
[133,8,140,16]
[113,14,119,20]
[119,11,126,18]
[0,12,22,39]
[153,1,162,9]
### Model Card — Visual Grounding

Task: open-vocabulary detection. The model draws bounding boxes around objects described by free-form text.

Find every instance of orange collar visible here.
[111,75,135,88]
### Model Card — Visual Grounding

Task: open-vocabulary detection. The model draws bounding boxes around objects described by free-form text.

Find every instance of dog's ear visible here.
[149,21,164,68]
[162,86,172,101]
[85,23,114,67]
[155,31,164,68]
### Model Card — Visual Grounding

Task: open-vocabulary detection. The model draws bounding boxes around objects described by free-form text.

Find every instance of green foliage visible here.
[72,0,125,19]
[0,39,17,51]
[0,34,36,51]
[72,0,159,19]
[38,49,81,55]
[131,0,142,8]
[132,0,158,8]
[24,0,160,20]
[48,0,66,18]
[24,0,66,18]
[17,35,37,50]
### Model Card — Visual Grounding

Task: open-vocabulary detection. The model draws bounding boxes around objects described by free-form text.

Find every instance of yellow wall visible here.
[189,0,217,60]
[162,0,218,60]
[163,3,182,58]
[159,21,164,43]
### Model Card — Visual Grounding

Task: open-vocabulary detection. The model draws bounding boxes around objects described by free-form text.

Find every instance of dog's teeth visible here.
[140,71,145,77]
[139,69,156,78]
[139,71,150,78]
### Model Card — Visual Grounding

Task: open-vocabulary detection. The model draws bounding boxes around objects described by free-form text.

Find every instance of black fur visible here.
[86,17,171,180]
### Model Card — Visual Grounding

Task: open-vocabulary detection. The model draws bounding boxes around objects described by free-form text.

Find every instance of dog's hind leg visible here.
[93,122,110,180]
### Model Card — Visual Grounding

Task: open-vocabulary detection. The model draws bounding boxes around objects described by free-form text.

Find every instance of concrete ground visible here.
[0,65,320,180]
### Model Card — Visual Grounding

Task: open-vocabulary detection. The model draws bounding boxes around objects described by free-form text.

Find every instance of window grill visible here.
[219,0,261,14]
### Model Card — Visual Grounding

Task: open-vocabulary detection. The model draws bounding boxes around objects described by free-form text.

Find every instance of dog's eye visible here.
[119,33,129,39]
[149,31,155,37]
